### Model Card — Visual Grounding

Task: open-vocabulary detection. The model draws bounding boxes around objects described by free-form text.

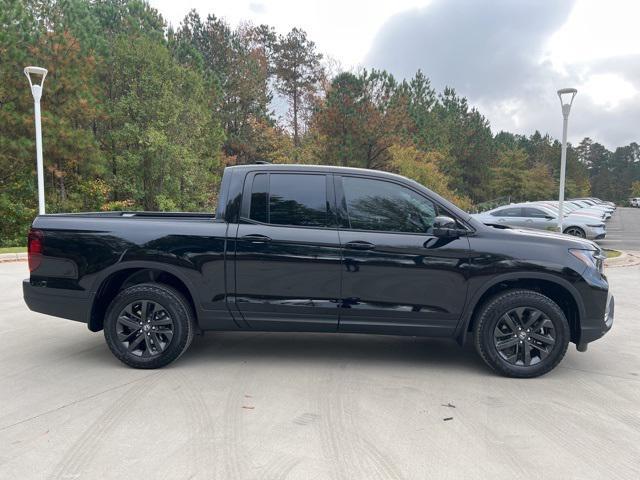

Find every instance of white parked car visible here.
[630,197,640,207]
[537,201,608,221]
[472,203,606,240]
[570,199,613,217]
[574,197,616,210]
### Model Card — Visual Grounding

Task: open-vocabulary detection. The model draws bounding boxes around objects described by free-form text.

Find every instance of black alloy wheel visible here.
[104,283,194,369]
[493,307,556,366]
[116,300,175,357]
[474,289,570,378]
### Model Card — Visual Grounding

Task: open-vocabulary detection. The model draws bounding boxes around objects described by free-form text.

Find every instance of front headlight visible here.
[569,248,605,273]
[587,223,605,228]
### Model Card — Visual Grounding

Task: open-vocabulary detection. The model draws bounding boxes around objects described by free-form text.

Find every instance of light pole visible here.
[24,66,48,215]
[557,87,577,233]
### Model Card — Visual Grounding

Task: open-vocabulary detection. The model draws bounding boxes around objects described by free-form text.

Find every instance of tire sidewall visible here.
[104,283,192,368]
[476,291,570,378]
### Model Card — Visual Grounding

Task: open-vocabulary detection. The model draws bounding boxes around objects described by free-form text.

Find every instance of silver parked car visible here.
[472,203,606,239]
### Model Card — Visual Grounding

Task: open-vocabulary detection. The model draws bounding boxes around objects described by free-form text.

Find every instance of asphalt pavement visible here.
[598,207,640,251]
[0,257,639,478]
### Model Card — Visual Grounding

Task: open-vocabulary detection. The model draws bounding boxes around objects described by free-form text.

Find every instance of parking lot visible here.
[1,212,639,479]
[598,207,640,250]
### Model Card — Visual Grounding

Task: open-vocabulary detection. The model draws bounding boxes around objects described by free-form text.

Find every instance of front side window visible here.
[248,173,328,227]
[342,177,436,233]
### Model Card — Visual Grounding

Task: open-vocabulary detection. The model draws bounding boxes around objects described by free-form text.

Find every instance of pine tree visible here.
[273,28,323,148]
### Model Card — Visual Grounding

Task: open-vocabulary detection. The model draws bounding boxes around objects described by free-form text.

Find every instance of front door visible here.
[522,207,557,231]
[234,172,341,331]
[335,175,471,337]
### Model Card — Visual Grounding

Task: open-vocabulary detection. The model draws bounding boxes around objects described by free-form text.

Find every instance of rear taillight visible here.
[27,229,44,272]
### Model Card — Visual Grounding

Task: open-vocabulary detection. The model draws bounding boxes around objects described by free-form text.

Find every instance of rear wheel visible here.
[474,290,570,378]
[563,226,585,238]
[104,283,194,369]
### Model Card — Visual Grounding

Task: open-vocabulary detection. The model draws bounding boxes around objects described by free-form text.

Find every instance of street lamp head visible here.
[24,66,48,102]
[24,66,47,88]
[557,87,577,116]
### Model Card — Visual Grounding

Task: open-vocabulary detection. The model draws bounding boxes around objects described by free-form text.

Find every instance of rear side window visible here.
[341,176,436,233]
[523,208,549,218]
[249,174,268,223]
[248,173,328,227]
[491,207,521,217]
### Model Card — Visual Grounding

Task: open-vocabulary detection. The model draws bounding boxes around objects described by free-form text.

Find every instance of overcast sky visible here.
[149,0,640,149]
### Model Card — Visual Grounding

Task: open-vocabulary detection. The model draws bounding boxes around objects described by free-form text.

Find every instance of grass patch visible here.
[604,249,622,259]
[0,246,26,254]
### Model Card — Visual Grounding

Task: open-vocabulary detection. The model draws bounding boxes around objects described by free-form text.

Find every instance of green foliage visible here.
[105,35,222,210]
[0,0,635,246]
[389,145,473,210]
[576,138,640,201]
[314,70,408,169]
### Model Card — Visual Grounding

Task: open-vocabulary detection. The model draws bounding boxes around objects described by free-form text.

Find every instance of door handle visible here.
[241,234,272,243]
[345,240,375,250]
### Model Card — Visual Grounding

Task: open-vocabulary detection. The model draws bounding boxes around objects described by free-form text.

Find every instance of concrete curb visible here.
[605,250,640,268]
[0,252,27,263]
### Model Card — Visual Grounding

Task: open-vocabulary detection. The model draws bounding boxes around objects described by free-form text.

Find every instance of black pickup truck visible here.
[23,164,614,377]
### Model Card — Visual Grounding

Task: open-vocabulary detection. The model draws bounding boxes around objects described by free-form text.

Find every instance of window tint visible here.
[249,174,268,223]
[268,174,327,227]
[342,177,436,233]
[492,207,521,217]
[523,207,549,218]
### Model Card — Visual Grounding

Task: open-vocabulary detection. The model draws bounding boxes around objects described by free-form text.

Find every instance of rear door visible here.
[234,171,341,331]
[335,175,471,336]
[489,207,526,227]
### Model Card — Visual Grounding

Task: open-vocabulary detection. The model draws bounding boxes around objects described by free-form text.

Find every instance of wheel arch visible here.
[563,225,586,236]
[456,273,585,346]
[89,263,200,332]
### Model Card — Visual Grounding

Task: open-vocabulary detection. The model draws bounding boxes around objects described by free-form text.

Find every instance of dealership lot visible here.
[597,207,640,251]
[1,242,639,478]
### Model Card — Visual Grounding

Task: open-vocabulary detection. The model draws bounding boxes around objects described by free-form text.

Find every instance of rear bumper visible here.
[23,280,91,324]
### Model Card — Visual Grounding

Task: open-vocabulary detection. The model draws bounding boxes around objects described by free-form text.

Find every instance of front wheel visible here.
[104,283,194,369]
[474,290,570,378]
[563,226,586,238]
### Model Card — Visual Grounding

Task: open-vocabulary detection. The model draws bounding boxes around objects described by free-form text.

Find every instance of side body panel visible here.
[27,215,236,330]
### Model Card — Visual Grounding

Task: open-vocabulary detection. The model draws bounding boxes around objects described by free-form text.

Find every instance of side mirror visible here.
[432,216,465,238]
[544,215,555,220]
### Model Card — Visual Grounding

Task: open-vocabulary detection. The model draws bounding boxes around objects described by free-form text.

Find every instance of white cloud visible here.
[148,0,640,147]
[149,0,431,67]
[580,74,637,110]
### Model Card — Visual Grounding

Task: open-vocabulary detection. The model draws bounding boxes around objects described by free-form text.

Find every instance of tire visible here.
[474,289,570,378]
[563,226,585,238]
[104,283,194,369]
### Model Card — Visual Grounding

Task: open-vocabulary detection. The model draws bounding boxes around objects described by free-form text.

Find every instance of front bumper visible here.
[585,225,606,240]
[577,292,614,348]
[23,280,91,324]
